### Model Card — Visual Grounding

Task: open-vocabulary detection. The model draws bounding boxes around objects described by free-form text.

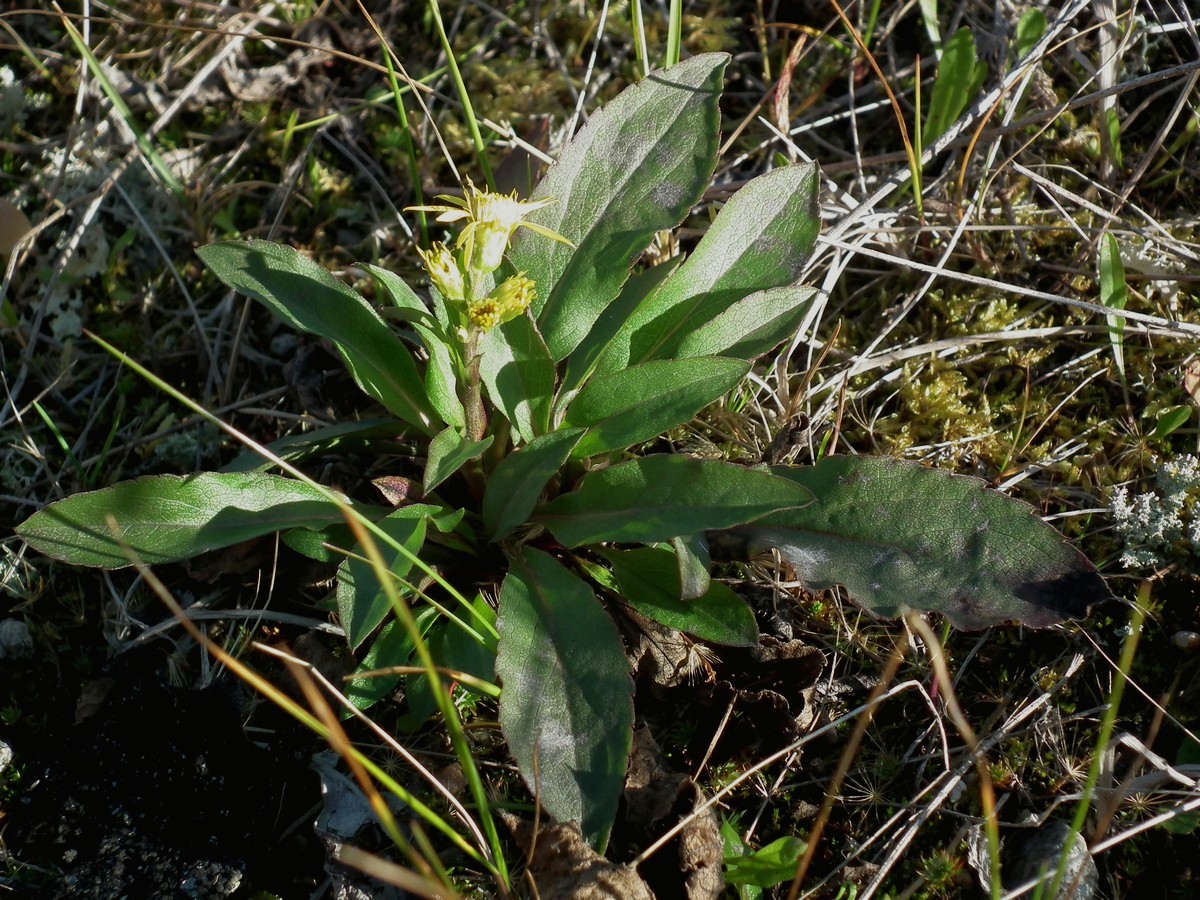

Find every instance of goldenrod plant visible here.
[16,54,1111,854]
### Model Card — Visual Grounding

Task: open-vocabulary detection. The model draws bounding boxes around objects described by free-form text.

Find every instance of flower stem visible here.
[463,329,487,444]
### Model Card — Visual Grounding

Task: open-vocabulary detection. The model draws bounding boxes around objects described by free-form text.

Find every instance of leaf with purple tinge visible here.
[709,455,1112,630]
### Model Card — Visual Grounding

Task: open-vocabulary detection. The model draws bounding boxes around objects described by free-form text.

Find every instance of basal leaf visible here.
[497,548,633,849]
[197,241,436,433]
[423,426,492,493]
[600,547,756,646]
[336,506,429,649]
[563,356,749,458]
[344,607,439,711]
[598,163,820,374]
[710,456,1110,630]
[508,54,728,360]
[478,313,555,444]
[483,427,584,541]
[17,472,344,568]
[534,455,812,547]
[675,285,819,361]
[222,419,404,473]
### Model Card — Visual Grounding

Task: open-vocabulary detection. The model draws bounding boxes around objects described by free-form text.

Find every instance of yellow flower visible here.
[408,177,574,275]
[416,241,465,302]
[467,274,536,330]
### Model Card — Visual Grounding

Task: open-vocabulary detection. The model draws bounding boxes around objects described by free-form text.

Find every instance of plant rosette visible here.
[17,53,1112,851]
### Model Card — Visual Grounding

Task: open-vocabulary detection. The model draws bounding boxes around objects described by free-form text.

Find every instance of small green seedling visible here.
[17,53,1111,851]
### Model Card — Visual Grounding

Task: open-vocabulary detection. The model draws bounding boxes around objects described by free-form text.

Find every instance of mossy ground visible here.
[2,2,1198,897]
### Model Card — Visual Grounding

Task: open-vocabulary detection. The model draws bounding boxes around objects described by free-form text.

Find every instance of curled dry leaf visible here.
[626,729,724,900]
[501,813,654,900]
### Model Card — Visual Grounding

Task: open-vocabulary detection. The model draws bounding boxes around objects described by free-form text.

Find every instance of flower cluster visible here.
[408,177,571,332]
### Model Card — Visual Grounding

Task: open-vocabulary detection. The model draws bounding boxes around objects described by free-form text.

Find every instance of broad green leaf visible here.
[282,522,357,562]
[423,426,492,493]
[925,28,987,143]
[344,607,438,710]
[17,472,344,568]
[1100,234,1128,379]
[497,548,633,849]
[534,455,812,547]
[598,164,820,373]
[336,507,428,649]
[366,263,465,430]
[223,419,404,473]
[561,256,684,399]
[508,54,728,360]
[563,356,749,458]
[440,595,498,694]
[676,285,819,361]
[197,241,436,433]
[601,547,756,646]
[284,502,455,562]
[724,836,806,888]
[478,313,555,444]
[671,533,711,600]
[710,456,1110,630]
[483,427,584,541]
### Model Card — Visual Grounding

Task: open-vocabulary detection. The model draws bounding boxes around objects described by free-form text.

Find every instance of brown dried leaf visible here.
[502,815,655,900]
[624,729,724,900]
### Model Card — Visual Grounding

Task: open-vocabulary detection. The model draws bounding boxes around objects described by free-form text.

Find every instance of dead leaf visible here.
[1184,360,1200,406]
[624,729,724,900]
[0,198,32,256]
[502,814,655,900]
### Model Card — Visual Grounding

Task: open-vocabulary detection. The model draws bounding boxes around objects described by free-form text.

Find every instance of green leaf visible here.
[1100,234,1128,379]
[17,473,344,568]
[440,595,498,694]
[600,547,756,646]
[423,426,492,493]
[497,548,633,849]
[344,607,439,711]
[483,428,584,541]
[724,836,806,888]
[197,241,436,433]
[675,285,819,361]
[598,164,821,373]
[222,419,405,473]
[710,456,1110,630]
[671,533,711,601]
[508,54,728,360]
[478,313,555,444]
[1104,107,1123,167]
[561,256,684,398]
[535,455,812,547]
[1152,405,1191,439]
[925,28,987,143]
[563,356,750,458]
[366,263,465,430]
[1014,9,1046,62]
[336,507,428,649]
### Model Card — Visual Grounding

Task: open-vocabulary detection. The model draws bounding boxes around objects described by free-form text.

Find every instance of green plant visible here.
[16,53,1112,861]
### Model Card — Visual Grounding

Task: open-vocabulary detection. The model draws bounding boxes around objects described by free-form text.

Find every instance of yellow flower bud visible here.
[416,241,465,302]
[467,274,536,330]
